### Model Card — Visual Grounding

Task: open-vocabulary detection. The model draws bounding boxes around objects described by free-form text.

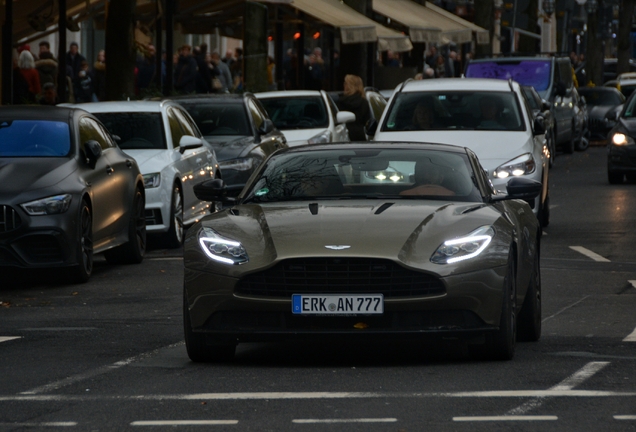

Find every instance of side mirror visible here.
[336,111,356,124]
[492,177,542,202]
[365,118,378,137]
[532,116,546,135]
[84,140,102,168]
[193,178,236,204]
[258,119,275,135]
[179,135,203,154]
[541,99,551,111]
[111,134,122,142]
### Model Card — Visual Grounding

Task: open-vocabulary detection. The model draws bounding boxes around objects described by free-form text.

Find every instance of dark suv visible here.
[466,56,581,154]
[167,94,287,194]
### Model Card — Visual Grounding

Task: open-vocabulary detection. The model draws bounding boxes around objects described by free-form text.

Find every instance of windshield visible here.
[243,148,482,203]
[466,60,552,91]
[623,95,636,118]
[0,120,71,157]
[258,96,329,130]
[94,112,166,150]
[181,103,250,136]
[578,89,624,106]
[381,91,525,132]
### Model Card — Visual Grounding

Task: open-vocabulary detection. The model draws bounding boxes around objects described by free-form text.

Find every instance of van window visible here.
[465,60,552,91]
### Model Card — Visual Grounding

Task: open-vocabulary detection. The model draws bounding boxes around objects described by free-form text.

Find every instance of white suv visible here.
[369,78,550,226]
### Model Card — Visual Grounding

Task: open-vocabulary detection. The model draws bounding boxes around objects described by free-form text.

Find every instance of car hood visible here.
[0,158,76,194]
[616,118,636,136]
[123,149,173,174]
[187,199,509,277]
[375,131,533,169]
[280,128,326,146]
[202,135,254,161]
[587,105,613,119]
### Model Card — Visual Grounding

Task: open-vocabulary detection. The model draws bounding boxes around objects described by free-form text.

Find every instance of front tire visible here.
[70,199,93,284]
[164,183,184,249]
[517,244,541,342]
[485,251,517,360]
[184,291,236,362]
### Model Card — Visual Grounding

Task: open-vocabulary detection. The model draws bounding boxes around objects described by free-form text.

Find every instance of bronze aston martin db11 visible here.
[184,142,542,362]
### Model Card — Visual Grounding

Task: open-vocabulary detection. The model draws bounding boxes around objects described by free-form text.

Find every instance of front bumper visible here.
[608,144,636,174]
[184,265,507,342]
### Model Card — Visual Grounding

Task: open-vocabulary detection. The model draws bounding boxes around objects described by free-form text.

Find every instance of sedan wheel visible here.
[517,245,541,342]
[71,200,93,283]
[484,251,517,360]
[164,184,184,248]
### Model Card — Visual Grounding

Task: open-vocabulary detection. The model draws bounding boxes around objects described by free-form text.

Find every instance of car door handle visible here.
[106,166,114,175]
[126,159,133,168]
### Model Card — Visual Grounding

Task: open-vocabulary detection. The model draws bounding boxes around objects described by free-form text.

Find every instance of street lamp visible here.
[542,0,555,15]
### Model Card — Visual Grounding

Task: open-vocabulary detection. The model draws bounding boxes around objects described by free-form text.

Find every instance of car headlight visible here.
[143,173,161,188]
[430,226,494,264]
[219,157,254,171]
[493,153,536,179]
[21,194,72,215]
[198,227,249,265]
[307,130,332,144]
[611,133,635,146]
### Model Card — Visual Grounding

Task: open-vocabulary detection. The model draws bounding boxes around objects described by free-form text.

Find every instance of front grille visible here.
[587,117,606,131]
[0,205,22,233]
[145,209,163,226]
[235,258,446,298]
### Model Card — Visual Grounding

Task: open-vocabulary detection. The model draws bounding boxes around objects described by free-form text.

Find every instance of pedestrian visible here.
[336,74,371,141]
[66,42,86,82]
[435,55,446,78]
[306,47,324,90]
[425,45,438,69]
[267,56,276,90]
[75,60,95,103]
[12,50,31,104]
[38,82,59,105]
[136,45,156,94]
[93,50,106,101]
[35,49,58,87]
[18,50,41,103]
[210,51,232,92]
[174,44,198,94]
[231,47,243,91]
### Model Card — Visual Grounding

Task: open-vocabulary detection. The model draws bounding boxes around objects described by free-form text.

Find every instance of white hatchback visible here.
[255,90,355,146]
[369,78,550,226]
[67,101,219,247]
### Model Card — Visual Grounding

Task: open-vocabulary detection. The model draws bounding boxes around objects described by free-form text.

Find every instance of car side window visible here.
[173,108,199,137]
[166,108,185,149]
[248,99,265,129]
[369,94,387,120]
[327,95,339,123]
[79,117,111,150]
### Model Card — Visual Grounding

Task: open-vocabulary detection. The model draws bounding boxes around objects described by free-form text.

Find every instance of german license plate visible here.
[292,294,384,315]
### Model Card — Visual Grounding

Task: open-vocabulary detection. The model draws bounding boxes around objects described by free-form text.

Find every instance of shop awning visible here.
[423,1,490,45]
[288,0,412,52]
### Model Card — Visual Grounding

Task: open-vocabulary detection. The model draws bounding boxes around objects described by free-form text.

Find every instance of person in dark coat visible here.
[74,60,95,103]
[35,51,58,87]
[66,42,86,81]
[336,74,371,141]
[93,50,106,101]
[174,45,198,94]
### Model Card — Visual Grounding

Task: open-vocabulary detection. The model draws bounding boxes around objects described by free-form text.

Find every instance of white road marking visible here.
[507,362,610,416]
[629,280,636,288]
[623,327,636,342]
[0,422,76,427]
[1,390,635,402]
[0,336,21,343]
[131,420,238,426]
[569,246,611,262]
[615,415,636,420]
[20,342,184,395]
[542,295,590,323]
[293,418,397,424]
[453,416,558,422]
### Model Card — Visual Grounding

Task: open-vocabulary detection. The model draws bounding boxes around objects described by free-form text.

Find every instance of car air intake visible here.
[235,258,446,298]
[0,206,22,233]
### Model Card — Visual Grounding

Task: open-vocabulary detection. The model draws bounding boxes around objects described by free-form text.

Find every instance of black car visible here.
[167,94,287,195]
[578,87,625,141]
[521,85,556,167]
[0,106,146,282]
[607,92,636,183]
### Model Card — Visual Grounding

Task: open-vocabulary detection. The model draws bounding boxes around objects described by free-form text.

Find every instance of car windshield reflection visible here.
[259,97,330,130]
[0,120,71,157]
[243,148,482,203]
[94,112,166,150]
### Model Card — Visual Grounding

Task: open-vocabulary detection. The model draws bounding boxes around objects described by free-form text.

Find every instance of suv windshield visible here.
[259,97,329,130]
[466,60,552,91]
[0,120,70,157]
[94,112,166,150]
[243,148,482,203]
[381,91,525,132]
[181,103,250,136]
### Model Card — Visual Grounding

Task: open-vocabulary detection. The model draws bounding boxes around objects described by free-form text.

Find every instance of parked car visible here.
[368,78,550,227]
[607,92,636,183]
[466,56,579,153]
[255,90,354,146]
[0,106,146,283]
[608,78,636,100]
[521,85,556,167]
[184,143,542,362]
[168,94,287,196]
[67,101,219,248]
[577,86,625,141]
[575,58,636,86]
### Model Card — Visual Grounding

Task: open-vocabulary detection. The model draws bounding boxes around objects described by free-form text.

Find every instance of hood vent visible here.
[374,203,394,215]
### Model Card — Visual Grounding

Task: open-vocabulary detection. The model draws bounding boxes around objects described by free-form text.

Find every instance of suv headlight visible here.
[430,226,494,264]
[219,157,254,171]
[21,194,72,215]
[493,153,536,179]
[143,173,161,188]
[198,227,248,265]
[307,130,332,144]
[611,133,635,146]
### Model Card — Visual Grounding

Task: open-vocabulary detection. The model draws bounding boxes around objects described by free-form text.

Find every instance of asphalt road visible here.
[1,146,635,431]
